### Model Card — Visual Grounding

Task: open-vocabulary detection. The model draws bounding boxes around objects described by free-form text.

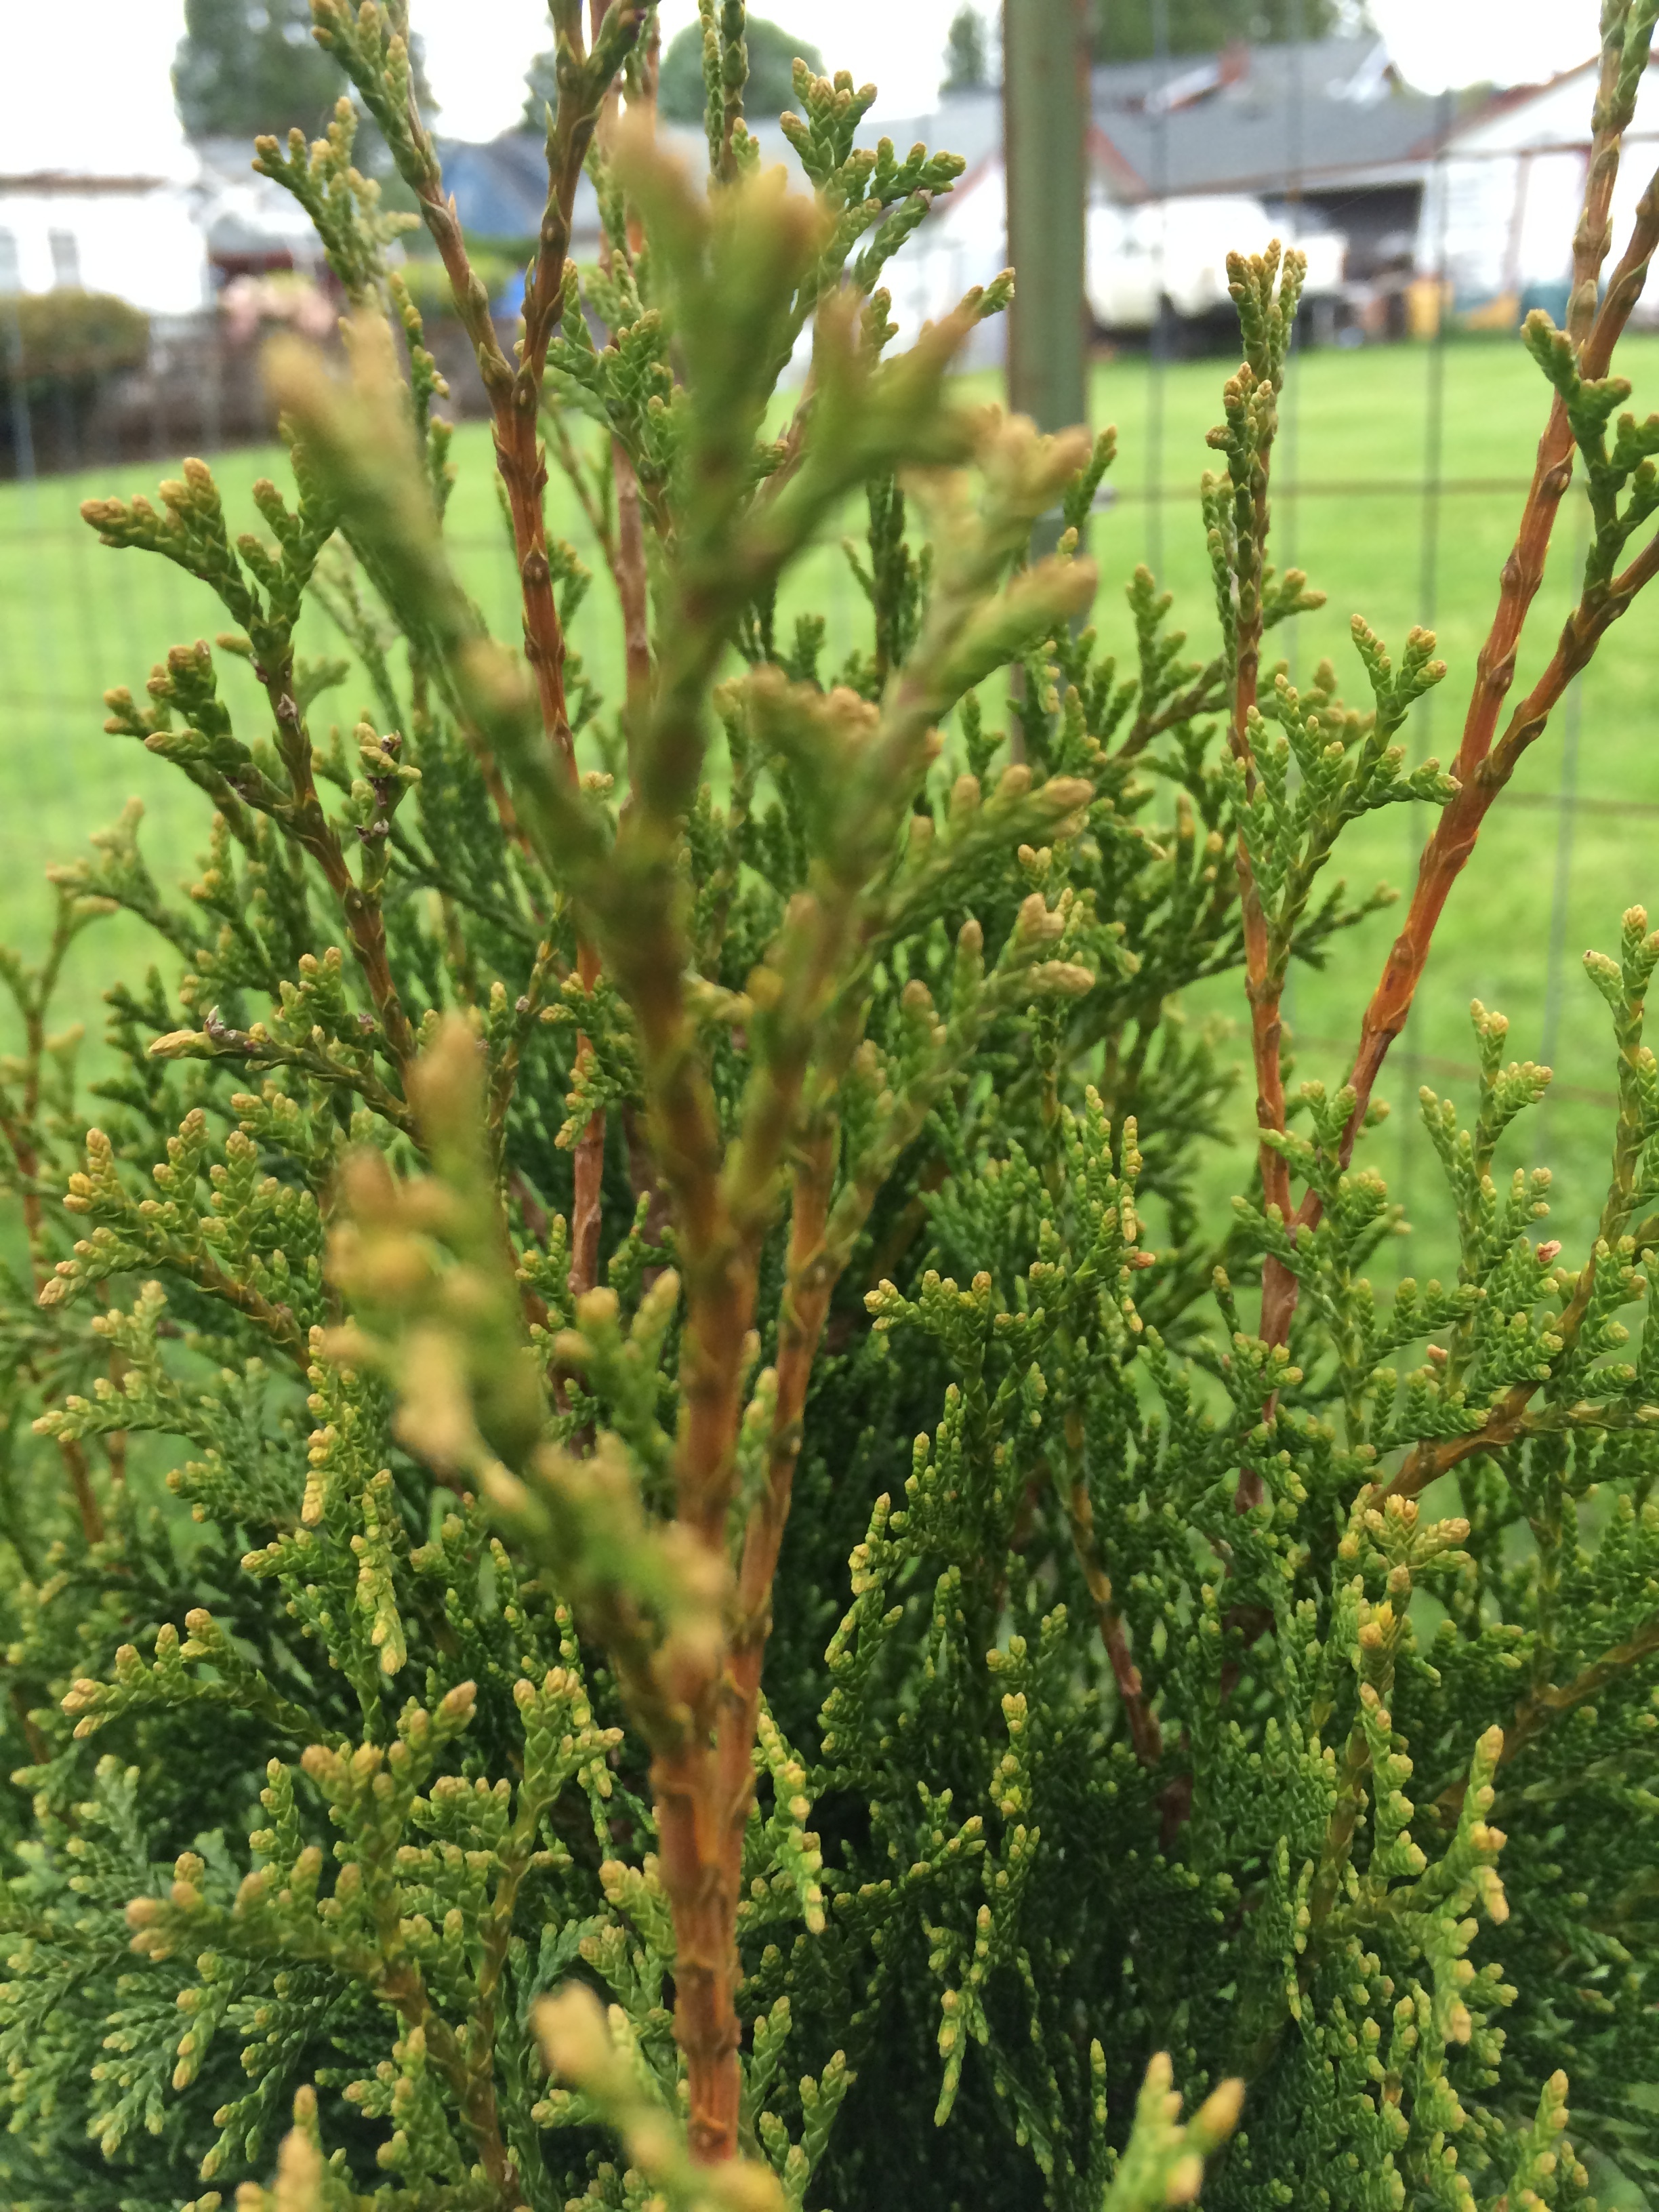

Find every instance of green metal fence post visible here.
[1002,0,1091,449]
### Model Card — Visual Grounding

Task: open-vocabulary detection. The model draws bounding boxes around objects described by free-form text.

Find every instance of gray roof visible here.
[864,88,1004,179]
[423,36,1440,271]
[189,137,326,260]
[432,122,810,246]
[1089,37,1447,198]
[872,38,1446,203]
[435,134,602,243]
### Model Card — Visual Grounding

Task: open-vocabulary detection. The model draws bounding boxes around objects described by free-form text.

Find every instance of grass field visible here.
[4,329,1659,1290]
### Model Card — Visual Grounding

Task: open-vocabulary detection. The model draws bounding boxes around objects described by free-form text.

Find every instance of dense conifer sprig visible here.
[5,3,1659,2208]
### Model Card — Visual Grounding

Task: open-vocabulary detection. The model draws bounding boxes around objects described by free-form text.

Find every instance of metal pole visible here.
[1145,0,1170,577]
[1541,493,1592,1080]
[1003,0,1090,454]
[1278,8,1307,1046]
[1279,3,1305,616]
[0,232,37,492]
[1396,87,1454,1252]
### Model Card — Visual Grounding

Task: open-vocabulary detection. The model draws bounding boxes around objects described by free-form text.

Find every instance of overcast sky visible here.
[5,0,1607,176]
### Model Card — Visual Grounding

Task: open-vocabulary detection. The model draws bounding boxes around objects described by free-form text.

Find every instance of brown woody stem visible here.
[3,909,106,1541]
[621,919,754,2158]
[564,28,657,1308]
[569,939,607,1299]
[614,437,653,706]
[638,890,870,2156]
[1260,72,1658,1355]
[1222,348,1292,1495]
[405,16,648,1297]
[650,1725,745,2160]
[653,1139,842,2166]
[1435,1609,1659,1826]
[260,661,417,1090]
[376,1958,522,2208]
[1062,1403,1162,1765]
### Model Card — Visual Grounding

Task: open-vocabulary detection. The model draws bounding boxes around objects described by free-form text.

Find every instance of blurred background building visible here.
[1,5,1651,474]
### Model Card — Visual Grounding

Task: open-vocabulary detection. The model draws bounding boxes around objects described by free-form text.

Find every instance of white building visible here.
[859,41,1442,359]
[0,0,203,314]
[189,140,328,285]
[880,150,1011,371]
[0,169,209,316]
[0,136,332,321]
[1416,56,1659,316]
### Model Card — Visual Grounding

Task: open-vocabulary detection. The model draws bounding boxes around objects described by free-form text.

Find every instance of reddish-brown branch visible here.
[57,1437,103,1551]
[1250,527,1659,1488]
[424,39,616,762]
[569,939,607,1300]
[409,173,573,761]
[673,1263,756,1549]
[648,1019,853,2156]
[619,938,756,2160]
[1433,1607,1659,1826]
[411,14,639,776]
[1223,355,1294,1490]
[1334,417,1577,1143]
[1,965,108,1545]
[508,1168,551,1248]
[1063,1412,1163,1766]
[1328,103,1647,1163]
[733,1139,836,1672]
[1243,884,1294,1335]
[409,19,649,1294]
[1124,659,1229,760]
[591,9,656,735]
[562,20,657,1309]
[614,438,653,705]
[1384,1391,1532,1505]
[650,1725,744,2160]
[9,1685,48,1766]
[1330,530,1659,1193]
[258,663,418,1090]
[642,1123,777,2159]
[1255,98,1659,1349]
[599,840,761,1917]
[669,1134,839,2164]
[1506,1608,1659,1749]
[375,1957,523,2209]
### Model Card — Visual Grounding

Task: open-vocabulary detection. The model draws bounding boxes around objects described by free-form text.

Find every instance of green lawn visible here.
[1084,333,1659,1288]
[3,330,1658,1290]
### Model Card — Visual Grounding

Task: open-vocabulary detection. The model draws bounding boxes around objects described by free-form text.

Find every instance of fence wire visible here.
[1,91,1654,1282]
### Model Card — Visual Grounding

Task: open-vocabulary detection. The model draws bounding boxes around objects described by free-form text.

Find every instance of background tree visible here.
[175,0,434,146]
[941,6,992,94]
[174,0,347,142]
[1093,0,1340,64]
[655,14,823,125]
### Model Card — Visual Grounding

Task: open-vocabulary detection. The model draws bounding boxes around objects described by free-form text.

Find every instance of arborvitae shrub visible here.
[5,5,1659,2209]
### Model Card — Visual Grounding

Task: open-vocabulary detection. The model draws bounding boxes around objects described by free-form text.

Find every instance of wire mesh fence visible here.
[2,34,1657,1292]
[1084,33,1659,1286]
